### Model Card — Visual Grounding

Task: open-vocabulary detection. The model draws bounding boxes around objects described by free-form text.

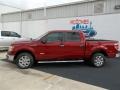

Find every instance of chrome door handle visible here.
[80,45,84,48]
[59,44,64,47]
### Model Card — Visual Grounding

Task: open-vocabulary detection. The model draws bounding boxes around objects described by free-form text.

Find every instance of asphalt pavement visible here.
[34,57,120,90]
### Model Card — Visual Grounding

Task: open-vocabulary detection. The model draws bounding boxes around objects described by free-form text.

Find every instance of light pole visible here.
[43,2,48,32]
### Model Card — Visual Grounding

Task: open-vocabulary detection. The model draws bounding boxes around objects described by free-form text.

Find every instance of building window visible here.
[114,1,120,10]
[94,1,104,14]
[27,13,32,19]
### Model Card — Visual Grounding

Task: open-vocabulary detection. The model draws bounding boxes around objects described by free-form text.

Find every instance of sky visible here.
[0,0,84,10]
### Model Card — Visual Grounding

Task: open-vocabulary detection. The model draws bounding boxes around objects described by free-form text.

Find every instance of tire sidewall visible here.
[15,53,34,69]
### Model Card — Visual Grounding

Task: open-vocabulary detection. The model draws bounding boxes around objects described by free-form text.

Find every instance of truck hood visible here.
[11,39,37,45]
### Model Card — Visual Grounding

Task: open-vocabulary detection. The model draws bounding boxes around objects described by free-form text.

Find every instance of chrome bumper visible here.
[7,54,14,62]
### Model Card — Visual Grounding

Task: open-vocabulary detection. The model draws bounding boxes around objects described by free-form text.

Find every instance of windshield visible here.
[35,32,49,40]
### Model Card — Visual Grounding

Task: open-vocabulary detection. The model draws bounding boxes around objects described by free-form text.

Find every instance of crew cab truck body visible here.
[7,30,119,69]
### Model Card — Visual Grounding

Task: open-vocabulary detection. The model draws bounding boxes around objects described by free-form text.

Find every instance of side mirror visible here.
[41,39,47,44]
[30,38,32,40]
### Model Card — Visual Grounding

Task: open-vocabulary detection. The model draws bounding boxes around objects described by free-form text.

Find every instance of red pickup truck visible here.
[7,30,119,69]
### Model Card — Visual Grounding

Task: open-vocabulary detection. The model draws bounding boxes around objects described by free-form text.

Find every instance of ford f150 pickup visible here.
[7,30,119,69]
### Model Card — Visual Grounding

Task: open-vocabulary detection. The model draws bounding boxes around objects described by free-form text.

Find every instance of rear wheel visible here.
[91,53,105,67]
[15,52,34,69]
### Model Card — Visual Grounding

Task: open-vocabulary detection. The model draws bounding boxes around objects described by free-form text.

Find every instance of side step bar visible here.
[38,60,84,63]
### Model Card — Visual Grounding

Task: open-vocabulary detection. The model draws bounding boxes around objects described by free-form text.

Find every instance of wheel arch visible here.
[90,49,108,59]
[14,50,36,62]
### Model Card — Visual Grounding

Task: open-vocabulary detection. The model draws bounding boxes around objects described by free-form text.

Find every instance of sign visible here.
[70,19,97,37]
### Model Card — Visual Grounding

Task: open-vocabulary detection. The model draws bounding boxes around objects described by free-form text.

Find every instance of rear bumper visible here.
[6,54,14,62]
[107,52,120,58]
[116,53,120,57]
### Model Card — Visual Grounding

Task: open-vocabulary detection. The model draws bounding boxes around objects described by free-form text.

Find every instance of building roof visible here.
[2,0,103,15]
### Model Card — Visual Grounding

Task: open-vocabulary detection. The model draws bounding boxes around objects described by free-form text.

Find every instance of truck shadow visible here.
[33,58,120,90]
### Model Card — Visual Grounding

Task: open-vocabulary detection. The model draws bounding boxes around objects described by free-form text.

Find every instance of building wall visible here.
[0,21,2,29]
[47,13,120,41]
[22,20,47,38]
[3,22,21,33]
[3,13,120,43]
[0,4,20,30]
[1,0,120,43]
[2,0,120,22]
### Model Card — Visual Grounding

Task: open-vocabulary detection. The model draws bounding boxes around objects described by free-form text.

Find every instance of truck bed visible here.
[86,38,117,42]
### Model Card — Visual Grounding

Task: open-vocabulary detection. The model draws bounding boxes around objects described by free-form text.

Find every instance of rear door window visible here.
[65,32,80,42]
[1,31,10,37]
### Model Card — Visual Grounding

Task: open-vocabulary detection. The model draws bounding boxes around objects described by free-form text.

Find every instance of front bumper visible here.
[7,54,14,62]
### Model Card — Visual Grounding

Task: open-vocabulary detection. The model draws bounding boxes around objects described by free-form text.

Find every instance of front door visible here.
[37,32,64,60]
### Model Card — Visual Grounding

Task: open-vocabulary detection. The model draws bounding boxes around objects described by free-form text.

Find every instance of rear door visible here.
[63,32,85,60]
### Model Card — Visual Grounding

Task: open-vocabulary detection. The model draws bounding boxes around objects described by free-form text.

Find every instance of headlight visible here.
[8,46,14,52]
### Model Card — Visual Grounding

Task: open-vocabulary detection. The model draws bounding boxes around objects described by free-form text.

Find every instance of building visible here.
[1,0,120,43]
[0,3,21,29]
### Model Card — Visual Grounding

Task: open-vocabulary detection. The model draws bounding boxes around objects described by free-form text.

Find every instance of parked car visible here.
[7,30,119,69]
[0,30,29,50]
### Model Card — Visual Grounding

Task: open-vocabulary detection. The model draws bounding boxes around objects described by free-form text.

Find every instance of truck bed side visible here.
[84,39,119,60]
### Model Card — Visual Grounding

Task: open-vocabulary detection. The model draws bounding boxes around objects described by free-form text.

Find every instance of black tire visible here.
[84,60,91,66]
[15,52,34,69]
[91,53,105,67]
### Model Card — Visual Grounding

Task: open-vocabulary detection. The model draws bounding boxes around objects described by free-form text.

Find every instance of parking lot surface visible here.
[34,57,120,90]
[1,51,120,90]
[0,52,105,90]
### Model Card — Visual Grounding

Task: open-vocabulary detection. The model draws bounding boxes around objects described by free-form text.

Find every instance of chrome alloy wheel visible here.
[18,55,31,68]
[94,55,104,67]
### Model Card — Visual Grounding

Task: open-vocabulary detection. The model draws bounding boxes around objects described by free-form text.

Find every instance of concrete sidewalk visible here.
[0,52,6,59]
[0,52,106,90]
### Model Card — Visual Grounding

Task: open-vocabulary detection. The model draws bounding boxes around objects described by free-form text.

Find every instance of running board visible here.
[38,60,84,63]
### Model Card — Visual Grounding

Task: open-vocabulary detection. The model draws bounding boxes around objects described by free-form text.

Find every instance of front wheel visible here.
[91,53,106,67]
[15,52,34,69]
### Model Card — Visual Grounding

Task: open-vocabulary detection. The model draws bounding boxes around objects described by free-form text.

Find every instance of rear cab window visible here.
[1,31,10,37]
